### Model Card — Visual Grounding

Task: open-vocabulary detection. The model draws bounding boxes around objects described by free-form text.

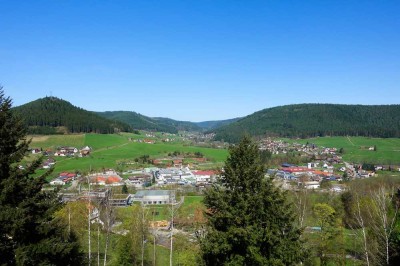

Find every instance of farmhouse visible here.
[80,146,92,157]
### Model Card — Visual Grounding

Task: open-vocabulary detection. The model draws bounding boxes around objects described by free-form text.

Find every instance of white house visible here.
[307,162,319,169]
[50,180,65,186]
[192,170,216,185]
[31,148,41,154]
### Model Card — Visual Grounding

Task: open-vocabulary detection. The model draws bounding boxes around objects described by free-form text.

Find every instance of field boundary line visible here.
[346,136,355,146]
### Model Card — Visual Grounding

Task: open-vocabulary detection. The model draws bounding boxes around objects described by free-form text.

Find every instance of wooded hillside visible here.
[96,111,180,133]
[13,97,133,134]
[213,104,400,142]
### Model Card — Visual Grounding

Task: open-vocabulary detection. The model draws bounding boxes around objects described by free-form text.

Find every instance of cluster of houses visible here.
[51,165,217,189]
[31,146,92,157]
[123,167,217,188]
[267,162,344,190]
[151,156,207,168]
[180,132,227,149]
[55,146,92,157]
[258,138,343,163]
[181,132,215,142]
[268,160,399,192]
[50,172,77,186]
[133,139,156,144]
[269,163,339,180]
[154,167,216,186]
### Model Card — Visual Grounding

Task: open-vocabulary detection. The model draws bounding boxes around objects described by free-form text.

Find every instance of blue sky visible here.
[1,1,399,121]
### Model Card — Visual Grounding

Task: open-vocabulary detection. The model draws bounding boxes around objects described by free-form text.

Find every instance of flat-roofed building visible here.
[132,190,175,205]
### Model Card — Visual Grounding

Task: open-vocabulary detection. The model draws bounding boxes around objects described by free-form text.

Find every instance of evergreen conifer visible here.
[201,136,307,265]
[0,88,84,265]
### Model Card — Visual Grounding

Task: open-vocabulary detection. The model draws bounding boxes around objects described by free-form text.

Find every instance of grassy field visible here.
[27,133,229,175]
[287,136,400,164]
[178,196,204,218]
[84,133,129,149]
[55,141,228,173]
[30,134,400,177]
[29,134,85,149]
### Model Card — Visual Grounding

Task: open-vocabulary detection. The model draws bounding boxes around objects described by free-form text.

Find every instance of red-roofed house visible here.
[173,159,183,167]
[91,176,107,185]
[193,170,217,185]
[106,176,123,185]
[90,175,123,186]
[281,167,310,175]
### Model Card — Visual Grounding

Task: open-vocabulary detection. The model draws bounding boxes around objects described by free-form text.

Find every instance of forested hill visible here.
[12,97,133,134]
[213,104,400,142]
[195,117,241,130]
[96,111,180,133]
[152,117,202,132]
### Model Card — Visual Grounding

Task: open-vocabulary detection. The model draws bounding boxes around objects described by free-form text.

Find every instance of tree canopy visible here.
[213,104,400,142]
[12,96,133,134]
[0,88,84,265]
[200,136,307,265]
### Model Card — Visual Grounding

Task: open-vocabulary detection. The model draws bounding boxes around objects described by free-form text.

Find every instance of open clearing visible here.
[29,134,85,149]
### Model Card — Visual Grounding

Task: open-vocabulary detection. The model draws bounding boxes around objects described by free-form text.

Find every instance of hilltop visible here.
[212,104,400,142]
[12,97,133,134]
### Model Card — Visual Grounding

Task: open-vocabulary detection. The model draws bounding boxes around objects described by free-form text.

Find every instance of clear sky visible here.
[1,1,399,121]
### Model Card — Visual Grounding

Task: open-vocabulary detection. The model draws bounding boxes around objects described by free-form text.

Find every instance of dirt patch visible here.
[29,135,50,142]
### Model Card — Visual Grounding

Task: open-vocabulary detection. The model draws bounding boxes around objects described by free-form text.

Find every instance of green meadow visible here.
[29,133,228,174]
[29,134,400,176]
[287,136,400,164]
[29,134,85,149]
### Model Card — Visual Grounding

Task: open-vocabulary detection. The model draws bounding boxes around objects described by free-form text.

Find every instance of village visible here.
[27,137,398,209]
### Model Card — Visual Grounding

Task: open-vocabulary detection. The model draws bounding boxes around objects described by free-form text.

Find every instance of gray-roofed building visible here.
[132,190,175,205]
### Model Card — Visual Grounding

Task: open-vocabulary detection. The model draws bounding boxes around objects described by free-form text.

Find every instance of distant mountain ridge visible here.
[212,104,400,142]
[195,118,241,130]
[96,111,179,133]
[12,97,133,134]
[12,96,239,135]
[14,98,400,140]
[152,117,203,132]
[96,112,238,133]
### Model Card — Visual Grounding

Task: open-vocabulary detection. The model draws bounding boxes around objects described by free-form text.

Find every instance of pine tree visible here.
[0,87,84,265]
[200,136,307,265]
